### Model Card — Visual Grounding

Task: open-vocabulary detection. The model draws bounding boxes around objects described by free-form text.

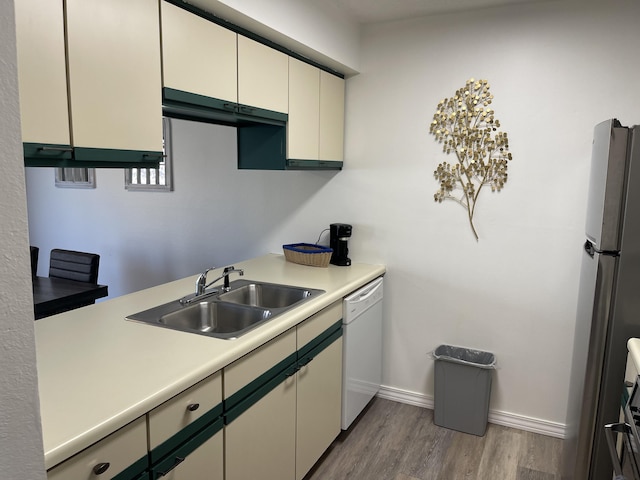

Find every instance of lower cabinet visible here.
[296,337,343,480]
[223,300,343,480]
[225,376,297,480]
[150,428,223,480]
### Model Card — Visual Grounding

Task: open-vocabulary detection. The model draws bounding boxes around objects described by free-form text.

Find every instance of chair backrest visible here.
[30,246,39,278]
[49,249,100,284]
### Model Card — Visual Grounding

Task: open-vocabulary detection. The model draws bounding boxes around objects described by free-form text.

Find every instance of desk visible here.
[33,277,108,319]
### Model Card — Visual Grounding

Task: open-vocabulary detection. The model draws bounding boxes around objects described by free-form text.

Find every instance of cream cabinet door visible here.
[161,1,237,103]
[319,71,345,161]
[151,430,223,480]
[65,0,163,152]
[47,417,147,480]
[296,338,343,480]
[237,35,288,114]
[14,0,70,146]
[225,376,296,480]
[287,58,320,160]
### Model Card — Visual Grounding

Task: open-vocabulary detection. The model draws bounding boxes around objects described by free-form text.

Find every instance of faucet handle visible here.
[195,267,216,293]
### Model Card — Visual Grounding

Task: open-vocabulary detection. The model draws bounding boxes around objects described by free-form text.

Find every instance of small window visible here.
[55,168,96,188]
[125,117,174,192]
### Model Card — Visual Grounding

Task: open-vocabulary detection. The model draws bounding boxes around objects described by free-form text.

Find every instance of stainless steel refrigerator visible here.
[563,119,640,480]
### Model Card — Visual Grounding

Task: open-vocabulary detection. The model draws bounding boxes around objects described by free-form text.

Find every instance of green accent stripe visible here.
[224,351,298,424]
[23,143,162,168]
[163,87,237,113]
[286,159,343,170]
[163,88,288,125]
[298,320,343,361]
[23,143,73,161]
[112,454,149,480]
[150,403,223,464]
[74,147,163,164]
[163,0,344,79]
[150,417,223,479]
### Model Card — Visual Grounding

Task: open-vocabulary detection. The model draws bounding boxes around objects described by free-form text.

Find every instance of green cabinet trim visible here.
[163,87,288,125]
[150,417,224,480]
[74,147,163,164]
[164,87,236,113]
[149,403,223,464]
[224,351,298,424]
[163,0,344,79]
[112,454,150,480]
[286,159,343,170]
[298,320,343,364]
[24,145,162,169]
[23,143,73,164]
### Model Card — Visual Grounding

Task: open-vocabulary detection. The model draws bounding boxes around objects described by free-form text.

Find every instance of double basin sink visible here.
[126,279,325,340]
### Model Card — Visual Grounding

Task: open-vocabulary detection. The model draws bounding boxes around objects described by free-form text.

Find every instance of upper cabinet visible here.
[16,0,164,167]
[287,58,345,169]
[319,71,346,162]
[288,58,320,161]
[66,0,163,163]
[15,0,71,162]
[161,1,238,108]
[237,35,289,115]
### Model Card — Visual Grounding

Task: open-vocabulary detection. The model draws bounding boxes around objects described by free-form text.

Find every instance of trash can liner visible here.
[433,345,496,369]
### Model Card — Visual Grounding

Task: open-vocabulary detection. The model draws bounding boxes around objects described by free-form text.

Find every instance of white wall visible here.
[24,0,640,437]
[327,0,640,430]
[26,120,343,298]
[0,1,46,479]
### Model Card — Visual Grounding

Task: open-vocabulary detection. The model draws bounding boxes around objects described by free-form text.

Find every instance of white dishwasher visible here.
[342,276,384,429]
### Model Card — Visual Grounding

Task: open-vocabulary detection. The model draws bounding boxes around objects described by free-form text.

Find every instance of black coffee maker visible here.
[330,223,352,266]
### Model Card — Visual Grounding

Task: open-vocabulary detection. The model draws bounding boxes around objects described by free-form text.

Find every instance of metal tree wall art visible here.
[429,78,513,240]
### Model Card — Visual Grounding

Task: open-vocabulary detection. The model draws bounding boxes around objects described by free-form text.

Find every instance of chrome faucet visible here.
[185,265,244,304]
[195,267,216,296]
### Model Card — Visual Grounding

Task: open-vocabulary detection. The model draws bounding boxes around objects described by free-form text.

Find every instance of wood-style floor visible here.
[304,398,563,480]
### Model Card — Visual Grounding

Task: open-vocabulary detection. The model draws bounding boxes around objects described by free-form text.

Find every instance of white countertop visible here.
[35,254,385,469]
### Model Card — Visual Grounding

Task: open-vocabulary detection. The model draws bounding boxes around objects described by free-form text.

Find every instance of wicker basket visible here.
[283,243,333,268]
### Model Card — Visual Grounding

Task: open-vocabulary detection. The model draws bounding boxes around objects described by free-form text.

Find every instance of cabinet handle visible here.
[186,403,200,412]
[156,456,185,477]
[223,103,237,112]
[142,153,163,161]
[38,146,73,152]
[239,106,255,114]
[92,462,110,475]
[286,366,299,377]
[298,357,313,367]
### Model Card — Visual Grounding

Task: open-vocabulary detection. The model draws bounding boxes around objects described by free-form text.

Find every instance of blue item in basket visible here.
[283,243,333,254]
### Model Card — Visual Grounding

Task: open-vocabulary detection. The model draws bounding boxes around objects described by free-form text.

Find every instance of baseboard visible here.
[376,384,566,439]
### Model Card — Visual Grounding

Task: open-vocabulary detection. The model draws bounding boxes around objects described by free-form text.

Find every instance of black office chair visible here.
[49,249,100,284]
[30,246,39,279]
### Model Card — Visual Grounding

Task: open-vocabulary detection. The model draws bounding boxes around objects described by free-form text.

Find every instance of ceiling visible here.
[315,0,549,24]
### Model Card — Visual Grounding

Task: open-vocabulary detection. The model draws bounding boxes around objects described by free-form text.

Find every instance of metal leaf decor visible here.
[429,78,513,240]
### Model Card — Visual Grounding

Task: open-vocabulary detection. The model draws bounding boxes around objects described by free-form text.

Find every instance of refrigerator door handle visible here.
[585,240,595,258]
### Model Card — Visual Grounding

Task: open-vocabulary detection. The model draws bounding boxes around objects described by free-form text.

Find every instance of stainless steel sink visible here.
[126,279,324,339]
[217,279,321,309]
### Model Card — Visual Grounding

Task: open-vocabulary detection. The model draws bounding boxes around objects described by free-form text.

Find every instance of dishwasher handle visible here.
[346,278,383,305]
